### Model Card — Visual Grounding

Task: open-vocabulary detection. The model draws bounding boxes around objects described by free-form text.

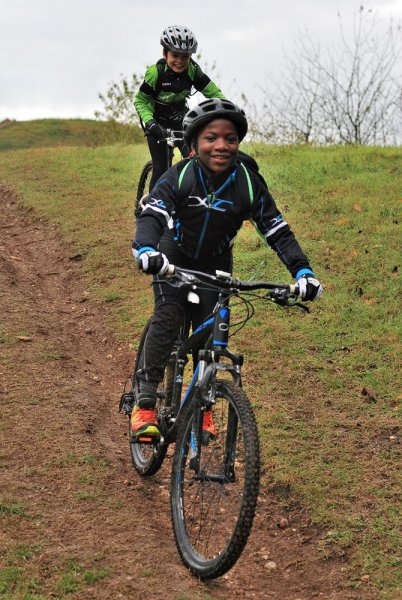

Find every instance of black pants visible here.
[147,136,189,190]
[138,231,232,388]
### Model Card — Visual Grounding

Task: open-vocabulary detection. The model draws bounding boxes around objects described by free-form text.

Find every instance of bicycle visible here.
[135,129,186,218]
[119,266,308,580]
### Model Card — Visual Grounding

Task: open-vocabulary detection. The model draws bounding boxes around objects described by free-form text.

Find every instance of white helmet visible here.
[160,25,198,55]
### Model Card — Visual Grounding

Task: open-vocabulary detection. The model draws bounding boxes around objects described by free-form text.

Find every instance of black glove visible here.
[145,120,166,141]
[297,274,323,301]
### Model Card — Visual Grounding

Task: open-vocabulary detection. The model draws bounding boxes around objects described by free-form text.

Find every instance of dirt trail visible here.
[0,187,370,599]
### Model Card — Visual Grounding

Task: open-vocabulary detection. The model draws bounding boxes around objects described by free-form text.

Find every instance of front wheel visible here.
[135,160,153,217]
[170,380,260,580]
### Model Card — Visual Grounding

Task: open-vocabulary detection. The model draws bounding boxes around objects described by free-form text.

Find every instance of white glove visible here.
[297,275,323,301]
[134,249,169,275]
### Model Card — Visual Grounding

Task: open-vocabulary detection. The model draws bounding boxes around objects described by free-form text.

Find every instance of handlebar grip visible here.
[165,264,175,276]
[290,283,300,296]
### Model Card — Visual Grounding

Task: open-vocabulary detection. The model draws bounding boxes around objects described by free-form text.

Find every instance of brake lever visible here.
[163,278,187,289]
[162,269,199,290]
[268,293,310,313]
[292,301,310,313]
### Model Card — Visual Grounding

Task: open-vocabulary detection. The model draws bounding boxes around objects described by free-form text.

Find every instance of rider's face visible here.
[166,51,191,73]
[196,119,239,173]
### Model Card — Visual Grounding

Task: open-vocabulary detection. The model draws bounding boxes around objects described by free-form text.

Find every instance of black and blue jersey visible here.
[133,157,312,278]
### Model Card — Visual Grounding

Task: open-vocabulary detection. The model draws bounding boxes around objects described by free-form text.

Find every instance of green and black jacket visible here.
[134,58,225,128]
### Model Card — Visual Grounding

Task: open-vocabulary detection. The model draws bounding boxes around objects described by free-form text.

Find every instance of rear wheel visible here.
[135,160,153,217]
[129,318,173,476]
[170,380,260,579]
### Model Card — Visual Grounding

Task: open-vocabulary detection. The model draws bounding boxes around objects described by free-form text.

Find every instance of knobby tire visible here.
[170,380,260,580]
[129,317,173,476]
[135,160,153,217]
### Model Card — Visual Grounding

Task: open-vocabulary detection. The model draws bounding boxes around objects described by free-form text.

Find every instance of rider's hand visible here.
[145,120,166,142]
[297,274,323,301]
[134,248,169,275]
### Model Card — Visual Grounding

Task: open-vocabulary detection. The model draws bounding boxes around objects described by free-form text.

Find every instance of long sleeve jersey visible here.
[134,59,225,128]
[133,157,313,279]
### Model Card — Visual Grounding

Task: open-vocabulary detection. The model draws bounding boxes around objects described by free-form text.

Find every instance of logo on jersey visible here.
[148,198,167,209]
[188,195,233,212]
[269,214,284,227]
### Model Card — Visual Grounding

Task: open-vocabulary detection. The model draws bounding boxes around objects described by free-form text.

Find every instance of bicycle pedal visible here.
[119,391,134,415]
[132,434,164,445]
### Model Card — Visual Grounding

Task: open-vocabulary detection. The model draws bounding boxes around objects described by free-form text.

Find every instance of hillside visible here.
[0,142,400,599]
[0,118,144,150]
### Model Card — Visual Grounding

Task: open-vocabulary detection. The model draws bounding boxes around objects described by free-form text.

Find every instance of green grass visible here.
[0,567,22,595]
[0,544,110,598]
[0,118,144,151]
[0,502,26,517]
[0,544,42,598]
[12,545,42,561]
[55,559,109,594]
[0,138,400,598]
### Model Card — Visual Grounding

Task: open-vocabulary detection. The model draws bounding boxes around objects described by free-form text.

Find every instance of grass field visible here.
[0,130,400,598]
[0,118,143,150]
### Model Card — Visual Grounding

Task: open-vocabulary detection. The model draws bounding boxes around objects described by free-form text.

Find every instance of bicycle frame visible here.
[152,261,306,440]
[121,266,304,431]
[163,288,243,443]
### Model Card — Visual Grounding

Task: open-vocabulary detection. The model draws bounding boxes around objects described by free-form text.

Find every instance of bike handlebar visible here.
[159,129,184,145]
[165,265,300,297]
[144,128,184,144]
[164,129,184,139]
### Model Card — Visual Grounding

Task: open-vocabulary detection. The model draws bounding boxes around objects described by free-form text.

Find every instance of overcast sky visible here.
[1,0,401,122]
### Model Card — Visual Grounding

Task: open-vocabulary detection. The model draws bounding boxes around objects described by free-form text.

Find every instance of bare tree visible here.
[256,7,402,145]
[316,7,401,144]
[269,37,324,144]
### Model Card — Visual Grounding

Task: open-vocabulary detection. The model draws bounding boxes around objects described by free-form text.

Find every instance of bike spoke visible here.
[171,381,259,578]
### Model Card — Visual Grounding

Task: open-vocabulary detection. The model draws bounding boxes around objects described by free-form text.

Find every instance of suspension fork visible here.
[187,353,208,472]
[172,311,192,403]
[192,299,244,481]
[189,352,239,483]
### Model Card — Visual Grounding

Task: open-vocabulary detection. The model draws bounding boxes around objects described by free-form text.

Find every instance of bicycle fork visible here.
[189,303,244,483]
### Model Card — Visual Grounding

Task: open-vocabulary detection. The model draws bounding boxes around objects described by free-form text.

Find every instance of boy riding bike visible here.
[134,25,226,190]
[131,98,323,440]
